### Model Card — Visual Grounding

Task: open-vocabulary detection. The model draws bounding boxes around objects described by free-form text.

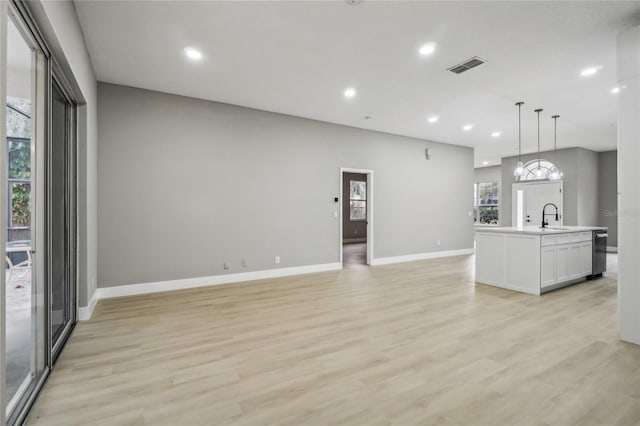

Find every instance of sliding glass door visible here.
[4,3,77,424]
[49,77,76,359]
[5,7,47,423]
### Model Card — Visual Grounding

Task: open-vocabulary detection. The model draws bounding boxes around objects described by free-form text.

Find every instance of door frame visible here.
[3,2,80,423]
[339,168,374,266]
[48,71,77,362]
[3,3,52,424]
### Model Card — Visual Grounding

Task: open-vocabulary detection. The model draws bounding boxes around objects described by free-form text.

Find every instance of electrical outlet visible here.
[437,240,441,246]
[275,256,280,264]
[224,261,230,270]
[242,259,247,267]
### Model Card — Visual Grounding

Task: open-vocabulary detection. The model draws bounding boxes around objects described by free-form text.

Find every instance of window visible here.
[516,159,561,181]
[7,100,32,241]
[474,181,499,225]
[350,180,366,220]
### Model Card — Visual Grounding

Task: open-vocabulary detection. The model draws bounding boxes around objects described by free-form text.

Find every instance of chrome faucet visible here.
[541,203,559,228]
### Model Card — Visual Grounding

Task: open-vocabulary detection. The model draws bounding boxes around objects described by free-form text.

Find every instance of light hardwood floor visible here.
[343,242,367,268]
[28,255,639,425]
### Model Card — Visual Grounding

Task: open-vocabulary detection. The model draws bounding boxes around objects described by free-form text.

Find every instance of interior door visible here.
[512,182,563,228]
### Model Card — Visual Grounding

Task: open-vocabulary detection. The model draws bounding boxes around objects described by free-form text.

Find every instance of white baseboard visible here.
[370,248,474,266]
[78,289,97,321]
[96,262,343,301]
[607,246,618,253]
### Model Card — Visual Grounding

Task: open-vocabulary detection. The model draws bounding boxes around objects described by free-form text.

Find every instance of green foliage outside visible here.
[8,138,30,179]
[7,98,32,228]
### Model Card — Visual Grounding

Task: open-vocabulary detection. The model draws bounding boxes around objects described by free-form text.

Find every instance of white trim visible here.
[340,167,374,266]
[96,262,342,300]
[370,248,474,266]
[607,246,618,253]
[78,289,97,321]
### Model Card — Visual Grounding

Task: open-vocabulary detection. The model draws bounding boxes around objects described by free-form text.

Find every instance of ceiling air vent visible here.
[447,57,486,74]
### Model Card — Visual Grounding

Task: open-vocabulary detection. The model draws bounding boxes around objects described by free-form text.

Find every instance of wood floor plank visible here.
[27,254,640,425]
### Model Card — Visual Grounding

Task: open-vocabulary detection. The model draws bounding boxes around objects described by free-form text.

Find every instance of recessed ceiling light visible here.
[184,47,203,61]
[483,161,489,165]
[580,66,602,77]
[419,42,437,56]
[344,87,356,98]
[491,131,502,137]
[463,124,474,131]
[427,115,439,123]
[611,86,620,94]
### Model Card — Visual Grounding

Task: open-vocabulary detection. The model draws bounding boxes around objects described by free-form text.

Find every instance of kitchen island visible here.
[475,226,607,295]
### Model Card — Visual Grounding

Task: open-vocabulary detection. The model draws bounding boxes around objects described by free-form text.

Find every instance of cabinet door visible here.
[569,244,582,279]
[581,242,593,275]
[556,245,570,282]
[541,246,556,287]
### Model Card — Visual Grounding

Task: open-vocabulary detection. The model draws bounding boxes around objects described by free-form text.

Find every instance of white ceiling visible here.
[74,1,640,167]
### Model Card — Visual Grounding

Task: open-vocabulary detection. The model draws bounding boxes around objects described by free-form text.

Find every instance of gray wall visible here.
[342,172,367,242]
[577,149,600,226]
[98,83,475,287]
[474,165,502,225]
[30,0,100,309]
[501,148,599,227]
[598,151,618,247]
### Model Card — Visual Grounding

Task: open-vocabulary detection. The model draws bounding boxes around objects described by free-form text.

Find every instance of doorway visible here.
[340,168,373,267]
[512,181,563,228]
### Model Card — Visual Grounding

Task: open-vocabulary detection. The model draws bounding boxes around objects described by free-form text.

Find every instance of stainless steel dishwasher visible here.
[589,230,608,278]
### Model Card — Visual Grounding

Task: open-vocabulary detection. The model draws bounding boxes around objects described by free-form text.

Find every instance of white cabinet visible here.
[539,239,592,289]
[541,246,557,287]
[580,242,593,275]
[569,244,582,279]
[476,229,598,296]
[556,245,570,282]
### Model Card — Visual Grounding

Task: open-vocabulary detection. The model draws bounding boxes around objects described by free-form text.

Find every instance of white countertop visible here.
[475,226,607,235]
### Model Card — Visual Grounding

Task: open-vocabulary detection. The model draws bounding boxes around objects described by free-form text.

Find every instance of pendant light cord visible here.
[535,108,543,168]
[537,111,540,154]
[551,115,561,179]
[516,102,524,163]
[552,115,559,151]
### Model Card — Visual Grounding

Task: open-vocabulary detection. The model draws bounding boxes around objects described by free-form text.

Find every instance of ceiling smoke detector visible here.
[447,57,486,74]
[345,0,363,5]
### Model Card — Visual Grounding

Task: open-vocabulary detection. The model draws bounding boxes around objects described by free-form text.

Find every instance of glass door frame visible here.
[5,3,49,424]
[48,71,77,363]
[4,1,79,424]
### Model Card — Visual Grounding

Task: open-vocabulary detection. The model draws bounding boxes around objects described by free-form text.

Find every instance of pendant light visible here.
[549,115,562,180]
[533,108,545,178]
[513,101,525,177]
